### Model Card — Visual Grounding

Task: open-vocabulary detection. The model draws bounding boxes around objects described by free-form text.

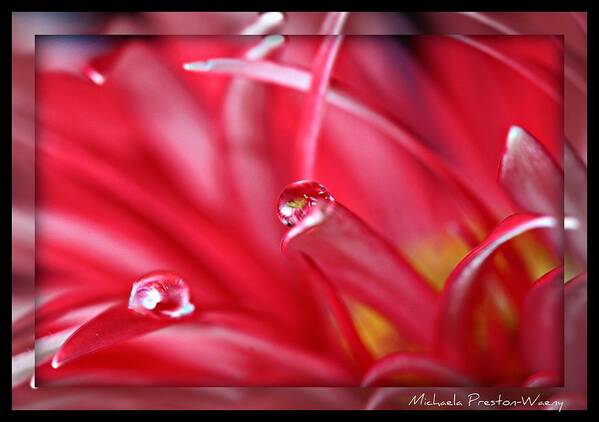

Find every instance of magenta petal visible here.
[282,201,437,347]
[435,213,557,375]
[51,303,185,368]
[519,267,563,380]
[499,126,563,217]
[361,353,475,386]
[564,143,587,267]
[564,272,587,393]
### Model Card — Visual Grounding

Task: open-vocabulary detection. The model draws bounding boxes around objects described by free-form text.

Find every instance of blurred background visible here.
[12,12,586,409]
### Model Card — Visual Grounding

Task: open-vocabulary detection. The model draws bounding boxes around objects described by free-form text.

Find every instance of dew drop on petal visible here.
[276,180,335,227]
[128,272,195,319]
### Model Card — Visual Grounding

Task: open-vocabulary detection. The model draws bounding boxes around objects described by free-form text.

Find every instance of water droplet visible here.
[128,272,195,319]
[276,180,334,227]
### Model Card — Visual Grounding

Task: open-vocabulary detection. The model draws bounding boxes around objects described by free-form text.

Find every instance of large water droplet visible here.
[128,272,195,319]
[276,180,335,227]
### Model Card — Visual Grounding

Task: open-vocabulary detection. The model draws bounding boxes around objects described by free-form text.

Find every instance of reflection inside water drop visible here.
[128,272,195,319]
[276,180,335,227]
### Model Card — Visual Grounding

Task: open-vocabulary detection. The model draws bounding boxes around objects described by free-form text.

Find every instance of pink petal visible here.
[81,42,127,86]
[50,303,187,368]
[318,12,349,34]
[43,310,358,386]
[407,35,563,201]
[295,17,347,178]
[107,42,231,216]
[564,143,587,267]
[361,353,475,386]
[499,126,563,258]
[435,213,557,378]
[35,289,119,329]
[14,379,364,409]
[519,267,564,380]
[221,38,287,266]
[522,371,561,387]
[564,271,586,393]
[499,126,563,216]
[184,56,501,231]
[300,255,374,370]
[282,201,437,347]
[451,35,561,103]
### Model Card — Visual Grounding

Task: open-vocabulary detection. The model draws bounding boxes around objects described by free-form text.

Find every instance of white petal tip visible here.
[87,70,106,85]
[507,126,526,149]
[264,34,286,47]
[182,61,213,72]
[260,12,285,25]
[50,357,60,369]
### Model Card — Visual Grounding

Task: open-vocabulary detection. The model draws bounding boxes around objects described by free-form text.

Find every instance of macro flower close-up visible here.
[11,11,587,410]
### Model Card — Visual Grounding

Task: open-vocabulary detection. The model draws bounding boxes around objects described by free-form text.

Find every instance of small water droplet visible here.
[276,180,335,227]
[128,272,195,319]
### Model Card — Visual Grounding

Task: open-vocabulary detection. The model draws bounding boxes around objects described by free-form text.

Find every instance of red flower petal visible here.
[34,289,119,330]
[294,16,347,178]
[361,353,474,386]
[519,267,563,381]
[299,255,374,370]
[82,42,127,86]
[282,201,437,347]
[50,303,185,368]
[435,213,557,378]
[45,308,359,386]
[185,56,501,230]
[451,35,561,103]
